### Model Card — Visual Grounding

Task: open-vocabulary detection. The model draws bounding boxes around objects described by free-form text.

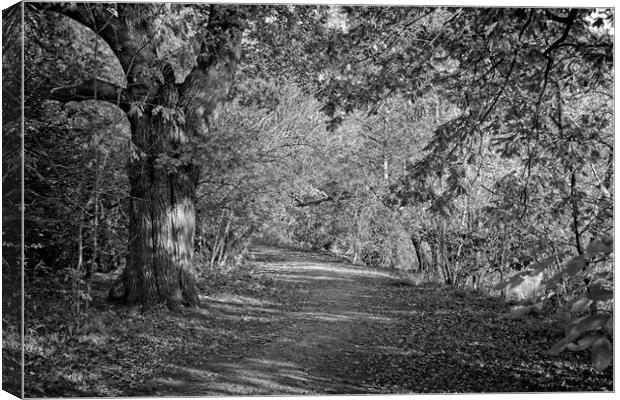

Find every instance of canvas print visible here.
[2,2,614,397]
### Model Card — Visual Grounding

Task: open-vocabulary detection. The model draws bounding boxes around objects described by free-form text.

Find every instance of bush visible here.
[500,236,613,371]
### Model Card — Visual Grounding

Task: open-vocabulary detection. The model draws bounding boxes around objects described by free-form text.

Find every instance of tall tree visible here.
[29,2,340,310]
[33,3,244,309]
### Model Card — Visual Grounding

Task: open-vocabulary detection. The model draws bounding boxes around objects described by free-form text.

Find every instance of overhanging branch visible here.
[31,3,126,63]
[180,5,244,135]
[535,9,578,124]
[30,2,156,79]
[543,9,578,57]
[50,78,129,112]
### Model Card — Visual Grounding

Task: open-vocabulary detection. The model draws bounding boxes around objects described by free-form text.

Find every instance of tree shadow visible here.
[112,246,612,396]
[142,248,406,395]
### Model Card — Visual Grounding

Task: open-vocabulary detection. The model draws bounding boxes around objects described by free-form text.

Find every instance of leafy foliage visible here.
[15,3,614,391]
[23,8,130,292]
[501,236,613,371]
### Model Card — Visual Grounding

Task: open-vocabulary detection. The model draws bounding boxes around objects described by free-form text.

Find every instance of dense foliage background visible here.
[2,3,613,396]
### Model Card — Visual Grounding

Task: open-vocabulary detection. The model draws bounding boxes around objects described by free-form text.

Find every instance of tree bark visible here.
[124,110,201,308]
[123,7,243,309]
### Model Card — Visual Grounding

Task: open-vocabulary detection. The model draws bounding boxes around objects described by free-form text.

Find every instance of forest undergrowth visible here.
[23,260,282,397]
[22,248,612,397]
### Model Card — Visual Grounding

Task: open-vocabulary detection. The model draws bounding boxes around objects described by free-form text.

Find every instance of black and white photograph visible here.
[1,1,615,397]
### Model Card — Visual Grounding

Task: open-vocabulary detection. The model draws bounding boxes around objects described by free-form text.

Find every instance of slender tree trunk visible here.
[210,212,224,268]
[499,228,508,298]
[86,149,102,310]
[383,155,389,182]
[382,138,389,183]
[75,217,83,314]
[570,170,583,255]
[411,235,428,272]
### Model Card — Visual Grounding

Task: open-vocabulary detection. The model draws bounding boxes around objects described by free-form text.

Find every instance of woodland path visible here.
[138,245,611,395]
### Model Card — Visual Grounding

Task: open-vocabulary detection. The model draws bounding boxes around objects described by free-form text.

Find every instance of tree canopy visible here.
[3,5,613,388]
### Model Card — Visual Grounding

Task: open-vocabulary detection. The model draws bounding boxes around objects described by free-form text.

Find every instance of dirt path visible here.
[143,246,612,395]
[147,246,404,395]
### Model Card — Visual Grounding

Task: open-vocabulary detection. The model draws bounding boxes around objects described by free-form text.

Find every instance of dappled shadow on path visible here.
[145,245,403,395]
[143,245,612,396]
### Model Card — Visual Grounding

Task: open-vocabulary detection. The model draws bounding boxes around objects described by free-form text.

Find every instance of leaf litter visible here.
[24,248,612,396]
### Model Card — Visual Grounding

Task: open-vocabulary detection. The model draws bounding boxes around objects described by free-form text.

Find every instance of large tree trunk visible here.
[122,75,203,308]
[122,7,243,309]
[125,163,199,308]
[124,113,200,308]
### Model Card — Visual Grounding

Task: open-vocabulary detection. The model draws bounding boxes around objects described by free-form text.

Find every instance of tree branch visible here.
[189,6,244,77]
[50,78,129,112]
[543,9,578,57]
[535,9,578,125]
[31,3,128,66]
[180,5,245,135]
[30,2,159,80]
